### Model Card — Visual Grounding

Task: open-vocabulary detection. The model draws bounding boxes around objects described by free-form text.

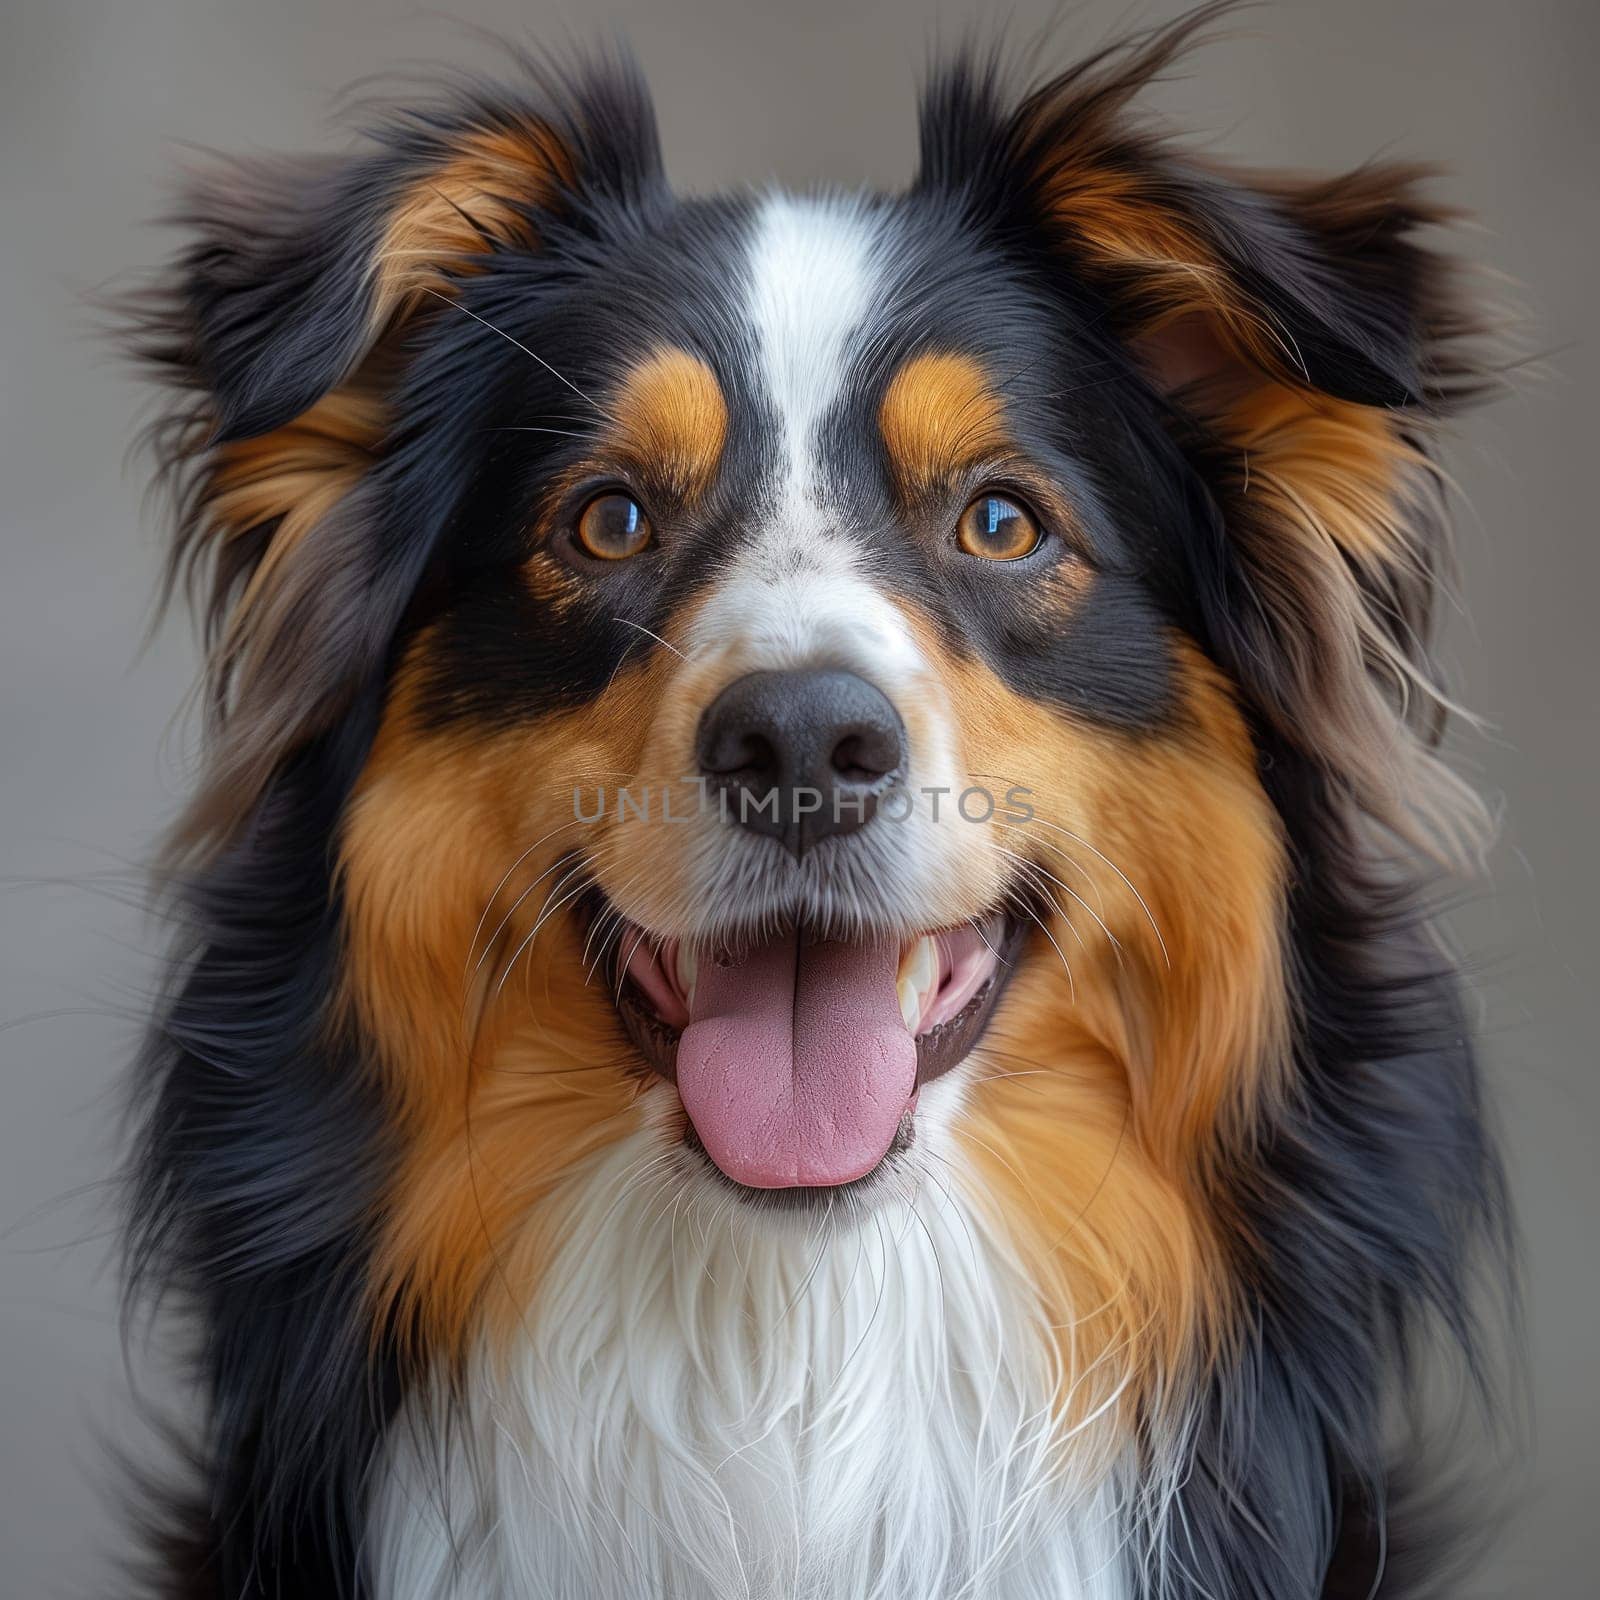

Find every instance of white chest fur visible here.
[371,1117,1134,1600]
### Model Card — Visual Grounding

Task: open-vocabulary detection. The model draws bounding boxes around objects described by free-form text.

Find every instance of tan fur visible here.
[1199,377,1427,584]
[1022,58,1488,864]
[162,118,581,870]
[1191,373,1487,862]
[206,384,387,662]
[346,633,674,1355]
[348,580,1286,1417]
[371,122,575,326]
[938,638,1287,1415]
[878,351,1014,497]
[600,347,729,501]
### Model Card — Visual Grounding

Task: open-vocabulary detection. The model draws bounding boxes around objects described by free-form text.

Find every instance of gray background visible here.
[1,1,1594,1594]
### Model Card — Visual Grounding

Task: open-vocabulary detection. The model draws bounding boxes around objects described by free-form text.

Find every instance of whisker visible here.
[611,617,687,661]
[494,860,595,998]
[465,819,585,981]
[419,287,610,418]
[614,923,652,1005]
[965,914,1009,966]
[983,844,1088,952]
[472,852,581,981]
[1010,814,1170,967]
[1006,827,1109,918]
[989,837,1122,955]
[1007,888,1076,1004]
[581,897,626,984]
[962,1065,1051,1087]
[582,869,645,987]
[485,425,589,439]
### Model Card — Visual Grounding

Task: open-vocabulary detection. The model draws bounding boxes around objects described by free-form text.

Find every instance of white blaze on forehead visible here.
[745,191,889,502]
[697,193,929,707]
[632,197,987,948]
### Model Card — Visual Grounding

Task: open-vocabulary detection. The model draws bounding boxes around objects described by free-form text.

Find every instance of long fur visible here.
[372,1094,1133,1600]
[118,10,1514,1597]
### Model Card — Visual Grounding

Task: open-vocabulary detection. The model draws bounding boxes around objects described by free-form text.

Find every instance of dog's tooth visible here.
[676,943,697,1007]
[906,937,933,1005]
[897,936,937,1032]
[897,973,921,1032]
[897,935,929,982]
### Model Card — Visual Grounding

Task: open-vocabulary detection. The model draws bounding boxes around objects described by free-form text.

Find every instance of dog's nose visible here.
[695,669,906,856]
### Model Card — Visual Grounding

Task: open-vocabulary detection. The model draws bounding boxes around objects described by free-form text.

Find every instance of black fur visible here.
[126,694,399,1596]
[121,12,1511,1597]
[914,13,1513,1595]
[914,16,1512,1594]
[123,54,676,1600]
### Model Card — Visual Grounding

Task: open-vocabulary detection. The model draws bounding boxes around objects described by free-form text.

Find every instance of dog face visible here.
[354,183,1231,1170]
[328,177,1287,1372]
[135,30,1485,1443]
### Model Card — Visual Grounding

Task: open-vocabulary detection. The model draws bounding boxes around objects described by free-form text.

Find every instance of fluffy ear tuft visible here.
[145,56,660,445]
[917,6,1497,862]
[919,5,1460,410]
[122,56,662,867]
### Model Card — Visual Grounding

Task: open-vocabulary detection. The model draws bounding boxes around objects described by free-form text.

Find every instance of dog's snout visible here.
[695,669,906,856]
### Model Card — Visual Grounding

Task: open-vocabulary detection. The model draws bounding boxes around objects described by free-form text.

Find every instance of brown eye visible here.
[956,494,1041,561]
[576,492,652,559]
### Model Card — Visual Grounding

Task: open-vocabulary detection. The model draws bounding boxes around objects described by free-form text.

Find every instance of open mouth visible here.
[600,904,1028,1192]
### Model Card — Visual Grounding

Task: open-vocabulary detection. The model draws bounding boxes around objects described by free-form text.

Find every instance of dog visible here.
[120,8,1512,1597]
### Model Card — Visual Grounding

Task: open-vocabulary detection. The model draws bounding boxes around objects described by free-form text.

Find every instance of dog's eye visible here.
[956,494,1041,561]
[576,492,652,559]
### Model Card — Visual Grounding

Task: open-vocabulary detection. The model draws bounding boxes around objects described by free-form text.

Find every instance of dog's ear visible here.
[918,11,1481,413]
[127,60,662,863]
[170,132,577,447]
[917,12,1493,859]
[157,59,661,443]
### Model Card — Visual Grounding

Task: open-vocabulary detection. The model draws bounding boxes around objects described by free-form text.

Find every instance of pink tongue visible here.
[677,932,916,1188]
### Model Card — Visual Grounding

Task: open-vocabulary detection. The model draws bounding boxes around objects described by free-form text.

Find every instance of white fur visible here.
[744,189,885,505]
[604,192,990,946]
[370,1078,1135,1600]
[676,526,979,942]
[708,191,909,693]
[366,195,1139,1598]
